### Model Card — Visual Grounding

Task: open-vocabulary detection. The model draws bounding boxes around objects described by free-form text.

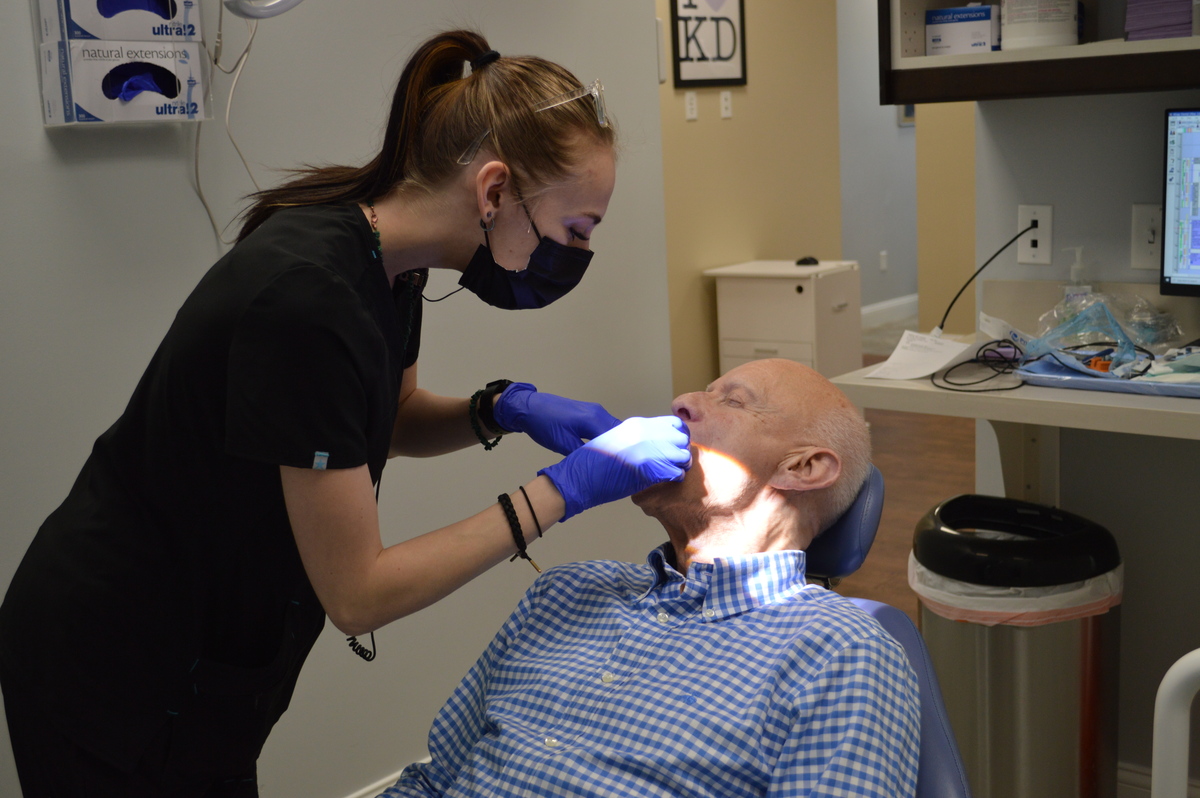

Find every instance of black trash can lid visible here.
[913,494,1121,587]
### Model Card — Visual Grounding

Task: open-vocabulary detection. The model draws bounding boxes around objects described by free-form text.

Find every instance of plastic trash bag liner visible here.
[910,552,1122,627]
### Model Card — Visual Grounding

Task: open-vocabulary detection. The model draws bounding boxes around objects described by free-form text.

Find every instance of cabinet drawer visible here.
[715,278,816,342]
[720,340,814,361]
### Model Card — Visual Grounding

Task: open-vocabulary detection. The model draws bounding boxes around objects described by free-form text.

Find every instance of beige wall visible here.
[915,102,976,334]
[656,0,843,394]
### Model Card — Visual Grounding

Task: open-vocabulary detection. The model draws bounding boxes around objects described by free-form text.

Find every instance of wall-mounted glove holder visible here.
[36,0,208,125]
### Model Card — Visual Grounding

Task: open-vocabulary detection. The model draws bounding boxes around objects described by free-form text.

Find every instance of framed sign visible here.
[670,0,747,88]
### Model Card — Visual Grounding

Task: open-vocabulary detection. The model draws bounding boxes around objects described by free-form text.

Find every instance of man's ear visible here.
[474,160,510,221]
[770,447,841,494]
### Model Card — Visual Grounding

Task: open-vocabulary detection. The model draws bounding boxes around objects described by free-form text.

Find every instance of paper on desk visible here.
[866,330,975,380]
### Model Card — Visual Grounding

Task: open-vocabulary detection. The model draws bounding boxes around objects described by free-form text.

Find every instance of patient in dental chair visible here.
[380,359,919,798]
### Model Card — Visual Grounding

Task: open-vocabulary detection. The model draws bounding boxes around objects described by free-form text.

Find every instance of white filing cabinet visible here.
[704,260,862,379]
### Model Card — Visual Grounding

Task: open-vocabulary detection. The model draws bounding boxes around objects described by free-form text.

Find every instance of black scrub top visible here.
[0,203,422,772]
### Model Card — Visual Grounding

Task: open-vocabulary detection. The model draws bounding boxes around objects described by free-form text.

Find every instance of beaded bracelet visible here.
[498,493,540,572]
[469,389,503,450]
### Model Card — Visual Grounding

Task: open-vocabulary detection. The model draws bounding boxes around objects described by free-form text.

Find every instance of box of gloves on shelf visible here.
[925,5,1001,55]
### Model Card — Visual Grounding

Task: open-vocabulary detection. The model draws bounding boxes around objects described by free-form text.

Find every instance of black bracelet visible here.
[518,485,543,538]
[469,390,503,451]
[477,379,513,434]
[498,493,540,572]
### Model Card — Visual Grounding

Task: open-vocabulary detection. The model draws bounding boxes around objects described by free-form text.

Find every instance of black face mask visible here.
[458,211,594,310]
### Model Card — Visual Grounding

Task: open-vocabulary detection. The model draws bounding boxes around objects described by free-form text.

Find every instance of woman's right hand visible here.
[492,382,620,455]
[537,415,691,521]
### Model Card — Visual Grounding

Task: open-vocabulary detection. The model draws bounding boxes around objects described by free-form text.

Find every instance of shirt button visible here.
[656,611,669,623]
[600,671,616,684]
[703,609,716,618]
[544,736,561,748]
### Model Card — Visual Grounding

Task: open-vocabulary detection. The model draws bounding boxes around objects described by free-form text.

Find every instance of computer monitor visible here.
[1161,107,1200,297]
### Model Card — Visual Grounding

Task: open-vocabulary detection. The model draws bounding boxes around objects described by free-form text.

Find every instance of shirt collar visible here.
[644,544,811,620]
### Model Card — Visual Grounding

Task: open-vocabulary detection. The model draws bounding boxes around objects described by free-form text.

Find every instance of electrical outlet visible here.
[1017,205,1053,265]
[720,91,732,119]
[684,91,697,121]
[1130,203,1162,271]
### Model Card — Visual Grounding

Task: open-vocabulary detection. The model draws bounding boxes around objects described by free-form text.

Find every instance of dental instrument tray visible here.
[1015,354,1200,399]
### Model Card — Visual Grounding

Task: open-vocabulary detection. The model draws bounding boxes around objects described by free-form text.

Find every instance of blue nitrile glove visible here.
[538,415,692,522]
[493,382,621,456]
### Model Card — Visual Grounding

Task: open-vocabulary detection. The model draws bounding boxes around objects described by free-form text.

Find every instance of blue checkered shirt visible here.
[381,545,920,798]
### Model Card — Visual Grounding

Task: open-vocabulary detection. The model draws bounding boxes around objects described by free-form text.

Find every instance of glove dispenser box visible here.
[41,40,205,124]
[39,0,201,42]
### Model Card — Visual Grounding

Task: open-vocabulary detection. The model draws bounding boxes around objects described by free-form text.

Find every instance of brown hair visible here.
[236,29,615,241]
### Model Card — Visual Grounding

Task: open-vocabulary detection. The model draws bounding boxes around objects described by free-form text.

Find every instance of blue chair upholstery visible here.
[807,465,973,798]
[852,599,973,798]
[805,464,885,581]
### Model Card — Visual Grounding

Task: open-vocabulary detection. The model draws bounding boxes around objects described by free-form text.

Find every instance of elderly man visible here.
[382,359,920,798]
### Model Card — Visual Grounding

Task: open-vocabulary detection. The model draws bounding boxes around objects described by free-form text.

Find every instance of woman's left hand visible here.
[493,382,620,455]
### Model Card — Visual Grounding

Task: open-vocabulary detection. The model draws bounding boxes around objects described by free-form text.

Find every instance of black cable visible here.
[930,340,1026,392]
[347,632,376,662]
[936,223,1037,334]
[423,286,465,302]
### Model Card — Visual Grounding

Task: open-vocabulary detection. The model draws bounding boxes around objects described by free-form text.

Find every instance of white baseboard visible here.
[341,763,422,798]
[861,293,919,328]
[1116,762,1200,798]
[342,770,404,798]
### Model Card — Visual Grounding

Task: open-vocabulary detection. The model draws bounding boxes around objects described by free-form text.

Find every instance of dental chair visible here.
[806,465,974,798]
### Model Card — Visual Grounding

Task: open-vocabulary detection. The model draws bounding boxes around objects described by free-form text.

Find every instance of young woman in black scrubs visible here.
[0,29,690,797]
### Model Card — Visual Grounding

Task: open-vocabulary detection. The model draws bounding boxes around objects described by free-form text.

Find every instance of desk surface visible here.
[831,365,1200,441]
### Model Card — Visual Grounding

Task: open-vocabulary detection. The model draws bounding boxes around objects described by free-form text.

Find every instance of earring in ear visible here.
[480,213,495,233]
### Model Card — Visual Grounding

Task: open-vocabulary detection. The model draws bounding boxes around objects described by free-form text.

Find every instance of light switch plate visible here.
[1131,204,1162,271]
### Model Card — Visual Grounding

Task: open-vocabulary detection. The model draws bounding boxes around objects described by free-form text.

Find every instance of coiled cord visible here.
[347,632,376,662]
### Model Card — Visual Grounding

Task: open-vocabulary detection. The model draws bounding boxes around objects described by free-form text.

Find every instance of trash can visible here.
[909,495,1122,798]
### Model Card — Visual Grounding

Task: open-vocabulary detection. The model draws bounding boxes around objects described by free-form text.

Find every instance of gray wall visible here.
[976,90,1200,287]
[974,91,1200,774]
[0,2,673,796]
[837,0,919,308]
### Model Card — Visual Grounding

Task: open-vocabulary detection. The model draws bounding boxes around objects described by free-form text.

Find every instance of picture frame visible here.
[670,0,747,88]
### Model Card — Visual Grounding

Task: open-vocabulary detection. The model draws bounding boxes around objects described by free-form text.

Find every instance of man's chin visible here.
[632,476,686,514]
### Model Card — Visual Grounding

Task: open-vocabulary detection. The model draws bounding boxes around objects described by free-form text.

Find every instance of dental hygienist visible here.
[0,29,690,797]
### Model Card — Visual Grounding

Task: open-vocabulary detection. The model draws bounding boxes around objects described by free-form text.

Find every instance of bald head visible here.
[634,359,871,546]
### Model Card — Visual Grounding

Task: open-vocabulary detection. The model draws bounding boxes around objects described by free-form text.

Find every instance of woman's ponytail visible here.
[366,30,489,201]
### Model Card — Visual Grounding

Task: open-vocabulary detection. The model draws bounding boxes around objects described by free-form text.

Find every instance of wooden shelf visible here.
[879,0,1200,104]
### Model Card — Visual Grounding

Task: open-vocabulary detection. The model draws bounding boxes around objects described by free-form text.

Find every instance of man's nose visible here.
[671,394,697,422]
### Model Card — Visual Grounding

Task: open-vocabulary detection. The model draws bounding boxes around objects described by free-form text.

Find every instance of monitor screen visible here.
[1162,107,1200,297]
